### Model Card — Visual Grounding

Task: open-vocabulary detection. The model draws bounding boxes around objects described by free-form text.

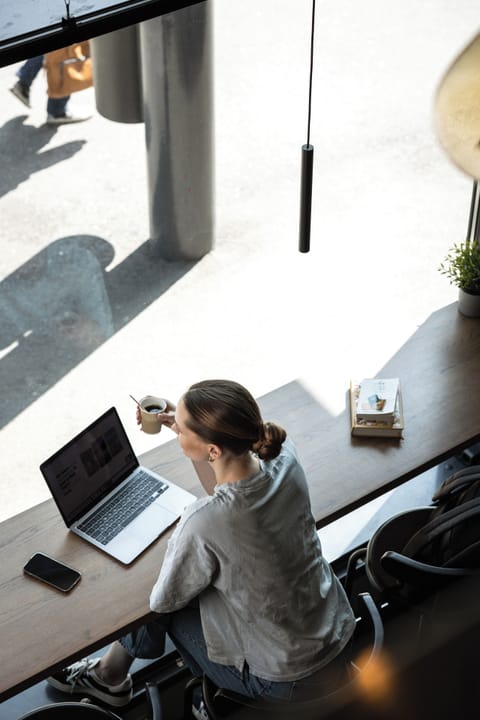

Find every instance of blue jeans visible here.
[120,605,351,702]
[17,56,69,117]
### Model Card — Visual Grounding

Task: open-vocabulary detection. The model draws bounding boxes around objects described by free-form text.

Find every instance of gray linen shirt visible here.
[149,437,356,681]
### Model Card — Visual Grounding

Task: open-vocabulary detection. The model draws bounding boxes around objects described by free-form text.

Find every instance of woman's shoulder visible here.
[176,493,226,534]
[260,435,309,496]
[169,492,236,555]
[179,494,214,521]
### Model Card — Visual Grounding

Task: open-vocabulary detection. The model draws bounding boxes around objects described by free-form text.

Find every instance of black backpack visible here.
[403,466,480,568]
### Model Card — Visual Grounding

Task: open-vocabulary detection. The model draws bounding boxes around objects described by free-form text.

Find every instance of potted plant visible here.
[439,239,480,317]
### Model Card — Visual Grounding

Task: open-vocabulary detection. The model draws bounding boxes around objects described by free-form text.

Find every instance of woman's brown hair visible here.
[183,379,286,461]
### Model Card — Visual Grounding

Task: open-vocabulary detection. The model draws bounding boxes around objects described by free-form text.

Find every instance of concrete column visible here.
[139,2,214,260]
[91,25,143,123]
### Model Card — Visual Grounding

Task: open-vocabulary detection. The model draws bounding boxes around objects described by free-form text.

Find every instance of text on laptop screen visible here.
[41,409,138,525]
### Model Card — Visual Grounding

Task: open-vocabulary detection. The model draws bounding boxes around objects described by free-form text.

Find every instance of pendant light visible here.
[299,0,316,253]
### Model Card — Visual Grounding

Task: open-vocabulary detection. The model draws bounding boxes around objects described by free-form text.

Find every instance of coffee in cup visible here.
[139,395,168,434]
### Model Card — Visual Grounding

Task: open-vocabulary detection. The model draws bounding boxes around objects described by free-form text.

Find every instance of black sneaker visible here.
[47,657,133,707]
[9,81,30,108]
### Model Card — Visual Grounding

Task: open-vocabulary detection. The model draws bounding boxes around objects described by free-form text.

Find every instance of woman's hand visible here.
[136,399,178,433]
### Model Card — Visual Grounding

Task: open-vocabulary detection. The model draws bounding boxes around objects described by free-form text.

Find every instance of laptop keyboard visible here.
[78,470,168,545]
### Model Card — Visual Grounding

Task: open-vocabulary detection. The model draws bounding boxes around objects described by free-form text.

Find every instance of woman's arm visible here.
[136,402,216,496]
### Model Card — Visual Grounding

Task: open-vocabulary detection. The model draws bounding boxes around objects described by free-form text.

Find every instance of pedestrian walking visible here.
[10,50,92,125]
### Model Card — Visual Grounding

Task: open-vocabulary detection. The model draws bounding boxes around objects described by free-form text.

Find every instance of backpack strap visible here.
[403,497,480,563]
[432,466,480,503]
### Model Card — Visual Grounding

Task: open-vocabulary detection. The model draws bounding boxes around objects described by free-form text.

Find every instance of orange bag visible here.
[44,41,93,98]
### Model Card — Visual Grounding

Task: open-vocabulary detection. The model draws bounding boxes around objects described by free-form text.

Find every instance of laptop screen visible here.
[40,407,138,526]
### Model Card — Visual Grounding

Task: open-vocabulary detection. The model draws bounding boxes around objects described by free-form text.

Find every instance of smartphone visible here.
[23,552,81,592]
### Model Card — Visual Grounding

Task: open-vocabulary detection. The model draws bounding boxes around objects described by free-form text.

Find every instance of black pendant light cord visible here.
[306,0,316,148]
[299,0,316,253]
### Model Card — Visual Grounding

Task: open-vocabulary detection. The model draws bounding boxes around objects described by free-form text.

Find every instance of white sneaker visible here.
[192,699,210,720]
[46,111,92,125]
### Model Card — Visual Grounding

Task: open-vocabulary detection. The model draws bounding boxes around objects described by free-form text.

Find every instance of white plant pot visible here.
[458,288,480,317]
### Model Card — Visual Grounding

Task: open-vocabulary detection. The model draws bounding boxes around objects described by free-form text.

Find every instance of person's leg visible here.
[95,641,135,685]
[47,95,70,118]
[168,607,351,702]
[16,56,44,87]
[50,607,335,707]
[10,55,44,107]
[46,93,92,124]
[167,605,290,699]
[47,619,169,706]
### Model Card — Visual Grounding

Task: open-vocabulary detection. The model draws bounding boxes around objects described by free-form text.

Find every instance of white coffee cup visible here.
[139,395,168,434]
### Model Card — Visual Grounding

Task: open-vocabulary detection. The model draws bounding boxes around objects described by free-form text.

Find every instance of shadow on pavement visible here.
[0,234,196,428]
[0,114,86,197]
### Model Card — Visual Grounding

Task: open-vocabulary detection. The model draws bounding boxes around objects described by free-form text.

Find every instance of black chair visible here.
[17,701,123,720]
[345,506,480,606]
[145,679,165,720]
[165,592,385,720]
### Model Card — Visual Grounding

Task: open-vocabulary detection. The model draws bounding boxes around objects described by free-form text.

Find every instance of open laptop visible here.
[40,407,196,564]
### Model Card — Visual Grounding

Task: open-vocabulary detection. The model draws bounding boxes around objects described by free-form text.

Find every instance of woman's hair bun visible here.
[253,421,286,461]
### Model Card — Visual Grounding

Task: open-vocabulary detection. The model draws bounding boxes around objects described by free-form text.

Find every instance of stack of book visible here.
[350,377,404,437]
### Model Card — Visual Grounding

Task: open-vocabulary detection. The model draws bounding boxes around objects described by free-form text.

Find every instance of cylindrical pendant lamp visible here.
[298,0,316,253]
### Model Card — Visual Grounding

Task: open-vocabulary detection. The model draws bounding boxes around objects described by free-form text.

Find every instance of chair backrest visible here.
[17,702,123,720]
[365,507,434,593]
[408,466,480,567]
[365,503,480,603]
[380,550,480,589]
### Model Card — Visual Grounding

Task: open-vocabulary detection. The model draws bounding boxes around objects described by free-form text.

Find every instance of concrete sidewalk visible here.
[0,0,475,524]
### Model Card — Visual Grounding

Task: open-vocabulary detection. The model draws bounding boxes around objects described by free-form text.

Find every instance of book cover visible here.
[355,378,399,423]
[350,380,404,438]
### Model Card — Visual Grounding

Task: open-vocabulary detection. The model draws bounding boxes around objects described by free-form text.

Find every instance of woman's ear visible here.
[207,444,221,463]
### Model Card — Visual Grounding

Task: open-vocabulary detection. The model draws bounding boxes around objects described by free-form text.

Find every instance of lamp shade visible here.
[435,32,480,179]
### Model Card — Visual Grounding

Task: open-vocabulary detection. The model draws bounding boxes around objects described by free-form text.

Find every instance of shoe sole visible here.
[47,676,133,708]
[46,115,92,125]
[9,86,30,108]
